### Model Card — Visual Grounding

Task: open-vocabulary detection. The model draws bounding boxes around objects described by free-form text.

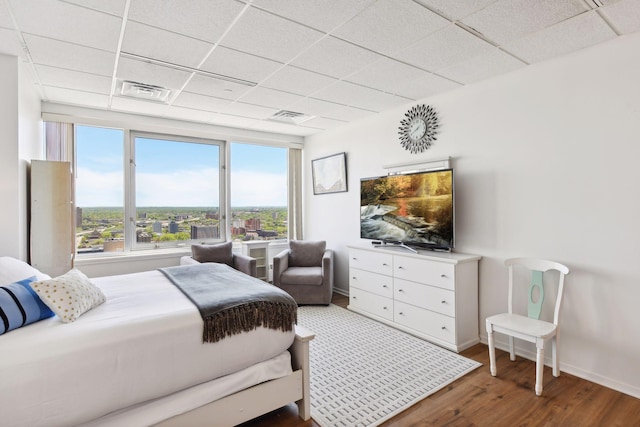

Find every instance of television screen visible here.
[360,169,454,250]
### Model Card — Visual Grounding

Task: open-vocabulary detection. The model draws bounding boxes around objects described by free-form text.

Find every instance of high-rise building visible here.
[152,221,162,233]
[191,225,219,240]
[168,221,179,233]
[245,218,261,231]
[75,207,83,227]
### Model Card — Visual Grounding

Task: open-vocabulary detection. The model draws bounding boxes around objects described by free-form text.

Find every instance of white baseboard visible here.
[333,287,349,297]
[479,334,640,399]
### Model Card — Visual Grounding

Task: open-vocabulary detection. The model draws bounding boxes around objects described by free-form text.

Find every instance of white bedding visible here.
[0,269,296,427]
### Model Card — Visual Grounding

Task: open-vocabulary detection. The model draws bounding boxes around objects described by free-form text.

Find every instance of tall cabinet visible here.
[347,244,481,353]
[30,160,74,277]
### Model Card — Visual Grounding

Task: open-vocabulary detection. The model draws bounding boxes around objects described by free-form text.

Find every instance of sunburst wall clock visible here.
[398,104,439,154]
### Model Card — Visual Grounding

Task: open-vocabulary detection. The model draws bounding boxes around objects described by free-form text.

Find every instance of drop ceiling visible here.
[1,0,639,137]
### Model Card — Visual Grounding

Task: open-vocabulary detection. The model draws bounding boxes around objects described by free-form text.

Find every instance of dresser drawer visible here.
[393,256,455,290]
[350,288,394,321]
[350,268,393,298]
[394,301,456,344]
[350,249,393,276]
[394,278,455,317]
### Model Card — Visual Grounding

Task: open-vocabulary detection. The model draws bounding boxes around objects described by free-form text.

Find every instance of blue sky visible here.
[75,125,287,207]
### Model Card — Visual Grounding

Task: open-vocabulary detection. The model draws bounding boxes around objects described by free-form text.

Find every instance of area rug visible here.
[297,304,481,427]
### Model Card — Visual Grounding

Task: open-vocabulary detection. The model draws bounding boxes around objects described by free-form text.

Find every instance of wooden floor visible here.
[241,294,640,427]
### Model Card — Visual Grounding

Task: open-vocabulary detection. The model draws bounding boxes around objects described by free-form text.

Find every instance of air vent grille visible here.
[120,80,171,103]
[268,110,315,125]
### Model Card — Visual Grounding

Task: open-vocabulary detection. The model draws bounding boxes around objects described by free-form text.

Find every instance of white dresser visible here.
[347,244,481,352]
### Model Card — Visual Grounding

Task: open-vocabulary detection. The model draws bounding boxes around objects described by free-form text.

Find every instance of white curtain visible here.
[288,148,303,240]
[45,121,74,162]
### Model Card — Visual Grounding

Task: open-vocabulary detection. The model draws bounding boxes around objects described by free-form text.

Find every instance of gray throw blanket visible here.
[159,263,297,343]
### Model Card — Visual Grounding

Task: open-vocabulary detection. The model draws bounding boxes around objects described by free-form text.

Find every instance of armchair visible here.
[273,240,333,305]
[181,242,257,278]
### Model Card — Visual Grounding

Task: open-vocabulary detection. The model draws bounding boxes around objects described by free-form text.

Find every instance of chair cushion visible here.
[289,240,326,267]
[281,266,323,286]
[191,242,233,267]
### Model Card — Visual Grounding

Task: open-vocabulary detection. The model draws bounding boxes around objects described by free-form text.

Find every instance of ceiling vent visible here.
[583,0,605,8]
[267,110,315,125]
[120,80,171,103]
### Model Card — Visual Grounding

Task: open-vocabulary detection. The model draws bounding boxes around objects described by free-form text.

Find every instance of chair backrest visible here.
[504,258,570,325]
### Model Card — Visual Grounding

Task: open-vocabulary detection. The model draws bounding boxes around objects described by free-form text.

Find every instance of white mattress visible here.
[0,270,296,427]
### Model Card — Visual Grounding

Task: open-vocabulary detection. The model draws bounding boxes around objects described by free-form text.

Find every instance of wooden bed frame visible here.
[154,325,314,427]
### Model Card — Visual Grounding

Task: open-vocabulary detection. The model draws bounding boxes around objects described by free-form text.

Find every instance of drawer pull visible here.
[441,326,447,330]
[441,274,447,278]
[383,306,388,310]
[352,296,357,299]
[441,300,447,304]
[382,284,388,288]
[398,266,405,269]
[398,289,404,293]
[382,263,389,266]
[399,312,404,315]
[352,276,357,280]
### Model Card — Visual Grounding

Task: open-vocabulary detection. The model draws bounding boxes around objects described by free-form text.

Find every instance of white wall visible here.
[303,33,640,397]
[0,55,43,260]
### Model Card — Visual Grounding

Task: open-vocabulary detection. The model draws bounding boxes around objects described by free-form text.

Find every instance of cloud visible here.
[75,167,287,207]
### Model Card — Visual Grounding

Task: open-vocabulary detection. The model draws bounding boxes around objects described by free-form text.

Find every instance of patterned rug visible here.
[297,304,481,427]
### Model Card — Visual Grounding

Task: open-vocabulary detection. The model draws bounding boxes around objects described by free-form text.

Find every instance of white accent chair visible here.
[486,258,570,396]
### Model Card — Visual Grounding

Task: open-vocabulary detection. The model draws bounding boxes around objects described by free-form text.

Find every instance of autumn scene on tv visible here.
[360,170,453,248]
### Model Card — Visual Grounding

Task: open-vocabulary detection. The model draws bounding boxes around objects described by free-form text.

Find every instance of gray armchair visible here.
[182,242,257,278]
[273,240,334,305]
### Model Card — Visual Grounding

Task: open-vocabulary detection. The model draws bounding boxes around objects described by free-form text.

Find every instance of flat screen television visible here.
[360,168,454,251]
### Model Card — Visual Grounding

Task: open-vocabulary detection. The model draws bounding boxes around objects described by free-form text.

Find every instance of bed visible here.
[0,257,313,427]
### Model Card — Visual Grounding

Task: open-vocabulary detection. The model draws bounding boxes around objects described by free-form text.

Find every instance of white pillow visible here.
[0,256,51,285]
[31,269,106,323]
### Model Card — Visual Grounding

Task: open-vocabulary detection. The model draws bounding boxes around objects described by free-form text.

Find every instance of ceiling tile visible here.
[300,116,348,130]
[238,87,305,110]
[347,57,433,93]
[312,81,411,112]
[164,105,221,123]
[128,0,245,43]
[200,46,283,84]
[437,48,525,84]
[172,91,231,111]
[289,98,374,121]
[110,96,170,116]
[414,0,496,20]
[388,72,461,100]
[394,24,496,72]
[332,0,450,56]
[251,0,376,32]
[219,101,280,120]
[183,74,252,101]
[24,34,116,76]
[461,0,589,45]
[61,0,126,16]
[42,86,110,109]
[503,11,617,64]
[290,36,383,79]
[221,7,323,63]
[116,57,192,90]
[35,64,113,94]
[121,21,214,69]
[602,0,640,34]
[10,0,122,52]
[209,113,262,129]
[261,66,338,96]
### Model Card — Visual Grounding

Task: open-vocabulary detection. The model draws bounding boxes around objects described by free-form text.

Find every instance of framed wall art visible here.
[312,152,347,195]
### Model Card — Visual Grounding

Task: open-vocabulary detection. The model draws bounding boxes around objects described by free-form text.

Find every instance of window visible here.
[67,123,298,258]
[131,133,222,249]
[229,142,288,241]
[75,125,125,254]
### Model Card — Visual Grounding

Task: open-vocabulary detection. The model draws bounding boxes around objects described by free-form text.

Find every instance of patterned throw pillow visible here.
[31,269,106,323]
[0,276,55,335]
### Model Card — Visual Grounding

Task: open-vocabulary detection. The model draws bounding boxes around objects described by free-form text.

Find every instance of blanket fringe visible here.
[203,301,297,343]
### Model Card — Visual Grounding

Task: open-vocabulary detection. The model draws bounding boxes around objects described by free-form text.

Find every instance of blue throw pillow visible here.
[0,276,55,335]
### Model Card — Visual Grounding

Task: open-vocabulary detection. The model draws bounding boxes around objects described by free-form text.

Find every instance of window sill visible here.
[75,247,192,266]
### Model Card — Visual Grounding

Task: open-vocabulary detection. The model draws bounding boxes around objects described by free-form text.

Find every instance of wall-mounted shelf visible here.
[383,157,451,175]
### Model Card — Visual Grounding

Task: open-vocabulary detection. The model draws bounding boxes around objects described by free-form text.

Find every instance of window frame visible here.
[126,130,227,252]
